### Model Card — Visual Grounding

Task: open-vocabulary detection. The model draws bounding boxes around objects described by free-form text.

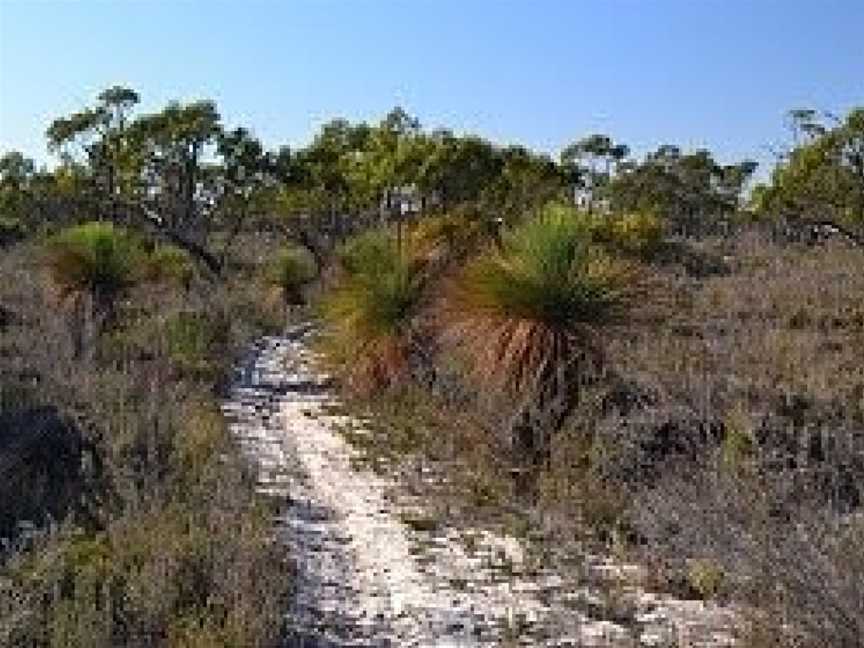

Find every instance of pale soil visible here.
[222,326,741,647]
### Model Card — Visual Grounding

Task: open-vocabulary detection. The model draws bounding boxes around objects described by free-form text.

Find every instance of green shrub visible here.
[687,559,726,600]
[335,228,413,278]
[609,211,664,256]
[163,311,229,377]
[542,203,664,258]
[266,244,316,304]
[45,221,144,308]
[143,244,195,287]
[445,208,635,392]
[319,229,424,391]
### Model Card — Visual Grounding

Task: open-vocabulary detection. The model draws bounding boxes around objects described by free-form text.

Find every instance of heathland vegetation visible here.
[1,88,862,646]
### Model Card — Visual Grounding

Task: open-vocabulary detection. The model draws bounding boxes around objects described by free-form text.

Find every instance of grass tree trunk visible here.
[506,346,597,492]
[74,291,97,364]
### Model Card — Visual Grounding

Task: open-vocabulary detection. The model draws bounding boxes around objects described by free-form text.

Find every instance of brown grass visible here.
[0,237,291,647]
[333,227,864,645]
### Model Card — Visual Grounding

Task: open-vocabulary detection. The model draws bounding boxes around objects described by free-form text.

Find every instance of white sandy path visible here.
[222,327,740,647]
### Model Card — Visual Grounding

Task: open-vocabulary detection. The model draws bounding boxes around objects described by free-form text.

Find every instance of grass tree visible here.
[441,208,640,464]
[45,221,144,358]
[319,229,424,392]
[266,244,318,322]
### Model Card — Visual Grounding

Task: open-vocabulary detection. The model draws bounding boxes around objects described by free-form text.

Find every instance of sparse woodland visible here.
[1,88,863,646]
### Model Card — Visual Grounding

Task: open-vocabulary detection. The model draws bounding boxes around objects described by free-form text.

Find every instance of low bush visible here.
[163,311,230,379]
[686,558,726,600]
[607,211,664,257]
[0,237,291,647]
[142,244,195,288]
[266,244,316,305]
[542,203,664,258]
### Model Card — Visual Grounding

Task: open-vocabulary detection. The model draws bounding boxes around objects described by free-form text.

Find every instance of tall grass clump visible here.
[319,229,424,392]
[442,209,640,460]
[45,221,143,311]
[44,221,145,357]
[266,244,317,306]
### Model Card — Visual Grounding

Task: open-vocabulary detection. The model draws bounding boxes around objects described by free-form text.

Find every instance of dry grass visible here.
[332,225,864,645]
[0,236,292,647]
[593,230,864,644]
[609,232,864,411]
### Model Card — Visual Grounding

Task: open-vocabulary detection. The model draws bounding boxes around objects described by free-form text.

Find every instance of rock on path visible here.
[221,326,741,647]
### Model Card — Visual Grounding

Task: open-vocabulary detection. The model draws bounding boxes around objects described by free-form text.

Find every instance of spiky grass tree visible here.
[266,244,317,324]
[320,229,424,392]
[442,210,639,464]
[45,221,143,358]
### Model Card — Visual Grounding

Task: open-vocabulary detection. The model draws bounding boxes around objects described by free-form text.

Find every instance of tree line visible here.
[10,87,861,266]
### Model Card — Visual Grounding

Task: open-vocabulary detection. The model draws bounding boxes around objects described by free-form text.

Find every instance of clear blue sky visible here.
[1,0,862,177]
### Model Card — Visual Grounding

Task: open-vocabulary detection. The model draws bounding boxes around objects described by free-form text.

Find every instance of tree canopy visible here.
[754,108,864,233]
[6,86,860,261]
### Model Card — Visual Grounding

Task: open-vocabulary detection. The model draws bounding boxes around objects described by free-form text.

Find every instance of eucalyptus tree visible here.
[277,108,431,246]
[786,108,828,147]
[130,100,222,234]
[483,145,567,224]
[560,133,629,209]
[608,145,756,235]
[0,152,35,239]
[419,131,502,211]
[46,86,141,219]
[0,151,93,238]
[757,107,864,234]
[214,126,281,260]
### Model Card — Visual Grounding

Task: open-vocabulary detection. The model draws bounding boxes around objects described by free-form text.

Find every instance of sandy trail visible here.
[222,326,739,647]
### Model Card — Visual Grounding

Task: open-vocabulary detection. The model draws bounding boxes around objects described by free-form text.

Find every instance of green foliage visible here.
[143,244,195,287]
[540,203,663,259]
[687,559,726,600]
[267,245,316,302]
[45,221,144,307]
[164,311,229,377]
[606,146,756,235]
[455,209,632,331]
[336,228,402,277]
[607,211,664,256]
[320,230,424,391]
[443,206,639,447]
[758,106,864,230]
[721,404,757,473]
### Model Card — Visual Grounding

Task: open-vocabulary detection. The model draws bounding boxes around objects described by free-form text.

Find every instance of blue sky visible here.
[1,0,862,177]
